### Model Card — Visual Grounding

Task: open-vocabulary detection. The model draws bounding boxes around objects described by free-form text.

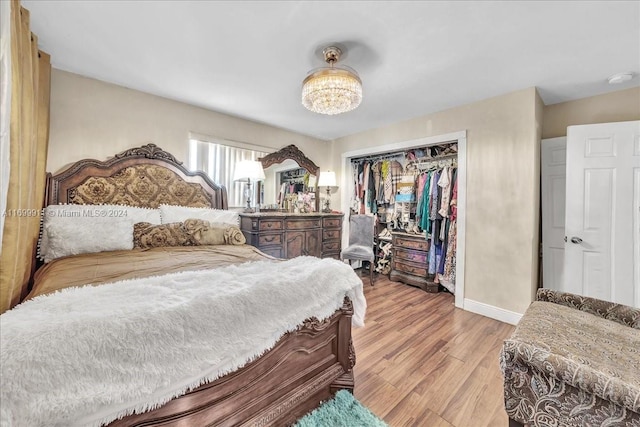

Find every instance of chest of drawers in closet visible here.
[389,232,439,292]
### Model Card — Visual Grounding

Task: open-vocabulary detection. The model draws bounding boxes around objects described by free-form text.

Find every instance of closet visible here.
[349,143,459,294]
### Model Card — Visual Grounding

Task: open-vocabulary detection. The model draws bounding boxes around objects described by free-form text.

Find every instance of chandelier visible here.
[302,46,362,115]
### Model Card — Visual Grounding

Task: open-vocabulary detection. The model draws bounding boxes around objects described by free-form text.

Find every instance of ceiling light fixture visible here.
[302,46,362,115]
[607,72,634,85]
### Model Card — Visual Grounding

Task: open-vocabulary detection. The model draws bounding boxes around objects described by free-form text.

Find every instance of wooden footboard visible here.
[107,298,355,427]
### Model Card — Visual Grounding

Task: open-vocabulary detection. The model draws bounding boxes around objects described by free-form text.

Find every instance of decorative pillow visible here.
[183,219,226,246]
[133,219,246,248]
[133,222,196,249]
[224,226,246,245]
[43,217,134,263]
[39,205,162,262]
[159,204,239,226]
[181,219,246,246]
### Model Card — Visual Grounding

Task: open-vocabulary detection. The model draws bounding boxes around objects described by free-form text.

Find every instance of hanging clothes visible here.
[450,170,458,221]
[415,172,428,216]
[441,170,458,291]
[367,164,376,214]
[389,160,403,204]
[419,171,432,233]
[438,166,452,218]
[376,161,385,204]
[372,162,381,204]
[362,162,370,214]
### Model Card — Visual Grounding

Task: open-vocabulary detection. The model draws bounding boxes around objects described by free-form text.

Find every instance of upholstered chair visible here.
[340,214,376,286]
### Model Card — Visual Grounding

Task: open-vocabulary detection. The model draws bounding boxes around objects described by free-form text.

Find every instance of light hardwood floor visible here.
[352,274,515,427]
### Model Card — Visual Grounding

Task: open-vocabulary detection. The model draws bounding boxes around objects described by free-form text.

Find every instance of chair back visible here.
[348,215,375,247]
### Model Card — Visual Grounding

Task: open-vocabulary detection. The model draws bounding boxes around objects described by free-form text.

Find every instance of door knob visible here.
[570,237,583,244]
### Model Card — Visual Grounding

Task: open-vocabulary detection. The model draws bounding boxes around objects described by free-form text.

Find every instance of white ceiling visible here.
[22,1,640,141]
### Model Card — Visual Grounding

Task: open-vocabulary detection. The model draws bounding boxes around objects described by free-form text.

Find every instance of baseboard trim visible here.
[463,298,523,325]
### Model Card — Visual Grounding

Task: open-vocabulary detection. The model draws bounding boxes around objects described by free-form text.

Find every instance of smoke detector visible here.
[607,72,634,84]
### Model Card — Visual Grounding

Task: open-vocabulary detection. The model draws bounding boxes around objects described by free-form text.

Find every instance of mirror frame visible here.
[259,145,321,212]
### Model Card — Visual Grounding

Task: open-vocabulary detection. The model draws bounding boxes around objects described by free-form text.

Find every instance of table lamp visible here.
[318,171,337,213]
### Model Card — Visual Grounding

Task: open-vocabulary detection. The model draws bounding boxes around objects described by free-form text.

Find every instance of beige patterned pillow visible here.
[184,219,246,246]
[133,219,246,248]
[133,221,196,249]
[185,219,226,245]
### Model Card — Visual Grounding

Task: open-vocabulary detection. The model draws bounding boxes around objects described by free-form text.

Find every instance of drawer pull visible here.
[264,236,276,242]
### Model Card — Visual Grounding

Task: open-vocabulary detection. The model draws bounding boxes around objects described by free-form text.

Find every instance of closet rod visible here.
[350,151,404,163]
[350,140,459,164]
[407,152,458,166]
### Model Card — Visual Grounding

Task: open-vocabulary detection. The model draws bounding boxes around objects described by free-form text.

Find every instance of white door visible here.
[541,137,567,291]
[564,121,640,307]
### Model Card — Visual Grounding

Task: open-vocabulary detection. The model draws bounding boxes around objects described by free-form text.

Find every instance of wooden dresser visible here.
[239,212,344,260]
[389,232,438,292]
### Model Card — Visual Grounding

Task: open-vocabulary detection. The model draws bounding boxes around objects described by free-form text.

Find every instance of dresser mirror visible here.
[258,145,320,212]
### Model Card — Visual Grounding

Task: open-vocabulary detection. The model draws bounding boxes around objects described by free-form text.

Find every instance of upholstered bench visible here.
[500,289,640,427]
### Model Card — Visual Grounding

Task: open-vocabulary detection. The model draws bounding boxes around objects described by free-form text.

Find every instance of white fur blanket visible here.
[0,256,366,427]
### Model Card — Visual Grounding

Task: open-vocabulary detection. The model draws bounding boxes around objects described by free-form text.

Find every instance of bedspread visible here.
[0,256,366,427]
[28,244,273,299]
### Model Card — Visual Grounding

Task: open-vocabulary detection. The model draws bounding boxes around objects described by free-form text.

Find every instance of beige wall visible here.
[542,87,640,138]
[47,69,328,174]
[334,88,541,315]
[50,69,636,317]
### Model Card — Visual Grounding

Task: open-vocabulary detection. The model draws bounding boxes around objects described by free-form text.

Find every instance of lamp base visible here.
[322,187,332,213]
[244,181,254,213]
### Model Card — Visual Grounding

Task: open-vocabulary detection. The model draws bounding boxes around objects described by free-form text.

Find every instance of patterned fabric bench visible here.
[500,289,640,427]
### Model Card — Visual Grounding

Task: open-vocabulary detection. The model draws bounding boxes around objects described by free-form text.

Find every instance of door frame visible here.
[540,136,567,291]
[340,130,467,308]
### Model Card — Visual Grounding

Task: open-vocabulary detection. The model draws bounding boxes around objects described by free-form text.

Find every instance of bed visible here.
[0,144,364,427]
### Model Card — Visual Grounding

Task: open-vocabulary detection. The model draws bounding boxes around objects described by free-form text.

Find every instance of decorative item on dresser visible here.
[389,231,439,293]
[240,212,344,259]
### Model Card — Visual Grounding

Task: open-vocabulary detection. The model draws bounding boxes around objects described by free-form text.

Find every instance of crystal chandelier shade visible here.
[301,46,362,115]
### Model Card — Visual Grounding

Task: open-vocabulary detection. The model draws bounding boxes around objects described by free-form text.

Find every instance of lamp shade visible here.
[233,160,265,182]
[318,171,336,187]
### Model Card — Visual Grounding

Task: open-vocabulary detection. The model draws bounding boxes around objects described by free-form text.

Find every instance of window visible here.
[188,137,269,208]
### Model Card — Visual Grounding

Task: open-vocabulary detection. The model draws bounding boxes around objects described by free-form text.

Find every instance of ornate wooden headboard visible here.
[45,144,228,209]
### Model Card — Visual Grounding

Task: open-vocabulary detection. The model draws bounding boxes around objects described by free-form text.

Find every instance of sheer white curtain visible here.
[0,0,12,255]
[188,138,269,208]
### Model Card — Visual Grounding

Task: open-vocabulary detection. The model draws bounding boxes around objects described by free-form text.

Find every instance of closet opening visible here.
[340,130,467,309]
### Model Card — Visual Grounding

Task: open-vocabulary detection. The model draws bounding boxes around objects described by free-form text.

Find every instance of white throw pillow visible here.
[159,204,239,226]
[39,205,162,263]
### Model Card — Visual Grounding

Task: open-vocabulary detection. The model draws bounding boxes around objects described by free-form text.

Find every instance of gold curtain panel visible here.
[0,2,51,314]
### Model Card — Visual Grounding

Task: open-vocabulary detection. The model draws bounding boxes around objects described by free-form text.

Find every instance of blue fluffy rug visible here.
[294,390,388,427]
